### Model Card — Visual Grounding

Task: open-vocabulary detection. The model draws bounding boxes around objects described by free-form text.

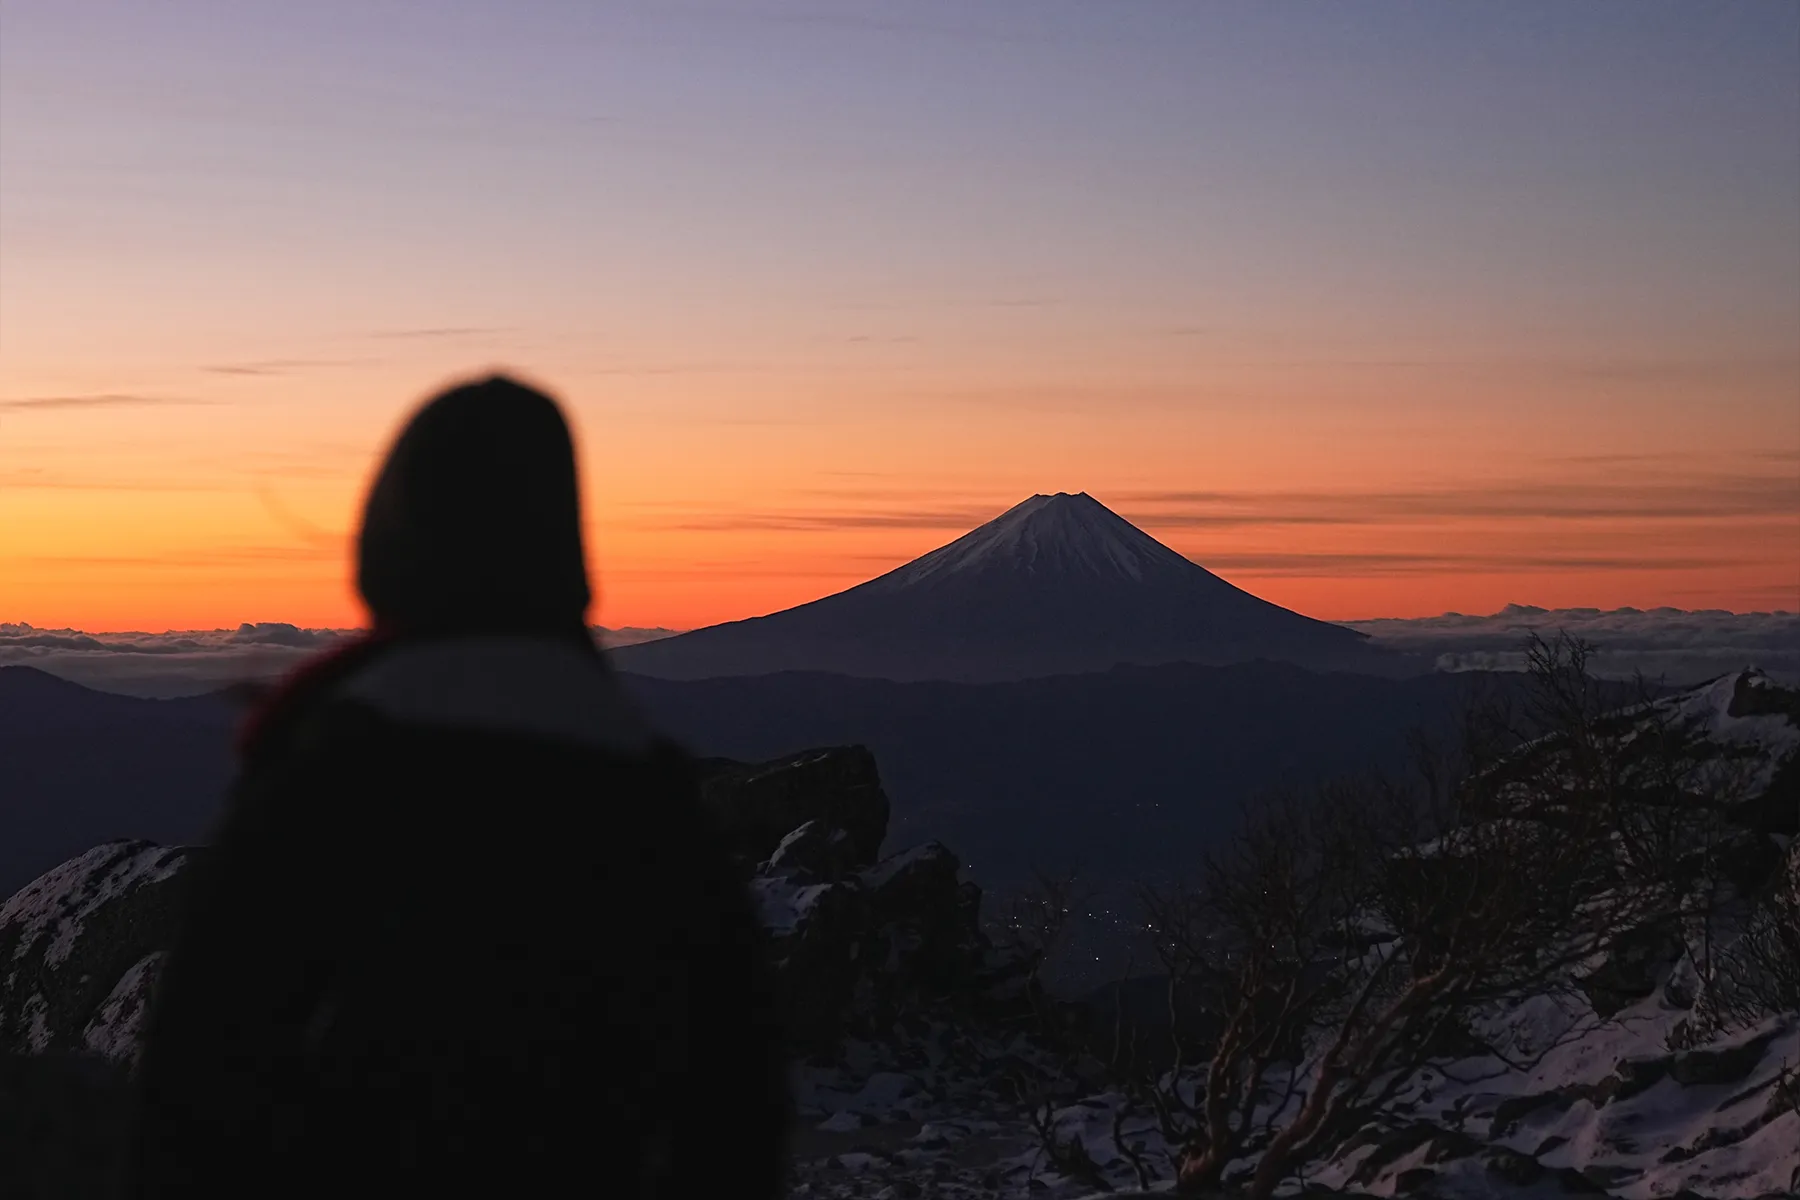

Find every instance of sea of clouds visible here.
[3,607,1794,697]
[1346,604,1800,684]
[0,623,681,697]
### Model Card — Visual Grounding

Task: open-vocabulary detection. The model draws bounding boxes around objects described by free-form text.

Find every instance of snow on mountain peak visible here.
[870,492,1200,591]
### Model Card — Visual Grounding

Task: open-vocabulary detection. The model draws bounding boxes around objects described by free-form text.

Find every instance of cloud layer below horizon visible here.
[1344,605,1799,683]
[0,622,682,698]
[3,607,1791,698]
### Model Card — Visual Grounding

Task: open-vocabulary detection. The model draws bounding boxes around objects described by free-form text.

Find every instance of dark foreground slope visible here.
[623,661,1529,886]
[0,659,1522,898]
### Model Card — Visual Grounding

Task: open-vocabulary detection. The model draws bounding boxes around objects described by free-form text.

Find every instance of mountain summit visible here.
[863,492,1199,590]
[614,493,1400,682]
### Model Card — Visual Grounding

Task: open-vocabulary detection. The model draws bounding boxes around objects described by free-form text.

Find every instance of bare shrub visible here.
[1700,846,1800,1029]
[1128,635,1720,1197]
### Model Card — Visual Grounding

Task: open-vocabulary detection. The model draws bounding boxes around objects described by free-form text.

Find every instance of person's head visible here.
[357,374,591,637]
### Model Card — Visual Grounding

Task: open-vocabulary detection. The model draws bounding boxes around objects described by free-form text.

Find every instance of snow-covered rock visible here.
[0,840,192,1060]
[756,835,1011,1050]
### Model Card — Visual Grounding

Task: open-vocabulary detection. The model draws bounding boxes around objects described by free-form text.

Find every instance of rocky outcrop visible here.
[698,747,890,870]
[0,841,192,1062]
[706,750,1020,1051]
[0,746,1016,1066]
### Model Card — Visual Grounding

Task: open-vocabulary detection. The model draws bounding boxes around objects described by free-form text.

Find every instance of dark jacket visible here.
[129,633,788,1196]
[127,376,789,1196]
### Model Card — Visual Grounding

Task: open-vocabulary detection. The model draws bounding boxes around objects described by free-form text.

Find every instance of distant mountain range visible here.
[0,657,1521,899]
[8,605,1786,700]
[0,668,234,898]
[615,493,1410,682]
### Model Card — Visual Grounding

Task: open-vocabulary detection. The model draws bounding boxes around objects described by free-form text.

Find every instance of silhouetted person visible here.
[127,376,788,1196]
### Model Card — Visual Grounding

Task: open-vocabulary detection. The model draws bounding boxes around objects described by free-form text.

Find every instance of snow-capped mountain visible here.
[615,492,1404,682]
[857,492,1205,591]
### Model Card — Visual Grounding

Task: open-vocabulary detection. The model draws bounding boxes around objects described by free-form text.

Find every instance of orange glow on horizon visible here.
[4,368,1794,635]
[6,347,1795,633]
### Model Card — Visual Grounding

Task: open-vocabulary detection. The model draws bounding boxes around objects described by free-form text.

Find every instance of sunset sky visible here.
[3,1,1796,632]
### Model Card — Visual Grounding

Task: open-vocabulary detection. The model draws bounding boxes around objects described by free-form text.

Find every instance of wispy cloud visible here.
[368,326,511,341]
[636,473,1799,542]
[666,3,1037,46]
[1549,451,1694,467]
[581,361,764,376]
[18,544,341,568]
[652,505,1005,533]
[0,471,232,492]
[0,393,213,411]
[1265,355,1800,383]
[1115,475,1800,526]
[1203,551,1751,577]
[203,357,374,377]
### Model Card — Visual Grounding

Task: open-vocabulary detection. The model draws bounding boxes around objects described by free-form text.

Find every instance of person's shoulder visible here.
[237,634,392,761]
[334,633,658,759]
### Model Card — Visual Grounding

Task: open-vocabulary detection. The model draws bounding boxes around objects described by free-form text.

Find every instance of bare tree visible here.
[1699,844,1800,1029]
[1127,635,1706,1198]
[1133,791,1361,1191]
[1508,636,1789,1037]
[1013,637,1788,1196]
[991,867,1091,993]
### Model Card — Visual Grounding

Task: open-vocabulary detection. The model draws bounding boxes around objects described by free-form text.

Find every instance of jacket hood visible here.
[357,375,591,635]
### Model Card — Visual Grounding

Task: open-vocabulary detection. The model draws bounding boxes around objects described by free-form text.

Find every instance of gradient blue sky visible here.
[3,1,1796,629]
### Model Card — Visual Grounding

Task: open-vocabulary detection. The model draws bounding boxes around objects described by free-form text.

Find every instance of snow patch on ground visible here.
[753,876,843,936]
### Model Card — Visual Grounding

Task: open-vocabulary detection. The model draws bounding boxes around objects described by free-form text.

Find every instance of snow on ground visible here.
[784,980,1799,1199]
[756,876,848,936]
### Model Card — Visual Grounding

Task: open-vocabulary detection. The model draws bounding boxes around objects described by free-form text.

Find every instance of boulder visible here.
[752,875,870,1051]
[698,747,890,870]
[860,842,965,929]
[764,819,861,882]
[0,841,193,1060]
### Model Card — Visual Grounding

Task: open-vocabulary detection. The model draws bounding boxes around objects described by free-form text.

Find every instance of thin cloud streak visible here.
[203,357,375,377]
[367,326,512,341]
[0,394,214,411]
[654,506,1006,533]
[663,2,1039,46]
[649,475,1799,538]
[17,545,342,568]
[0,475,233,493]
[1206,551,1750,577]
[1117,477,1800,525]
